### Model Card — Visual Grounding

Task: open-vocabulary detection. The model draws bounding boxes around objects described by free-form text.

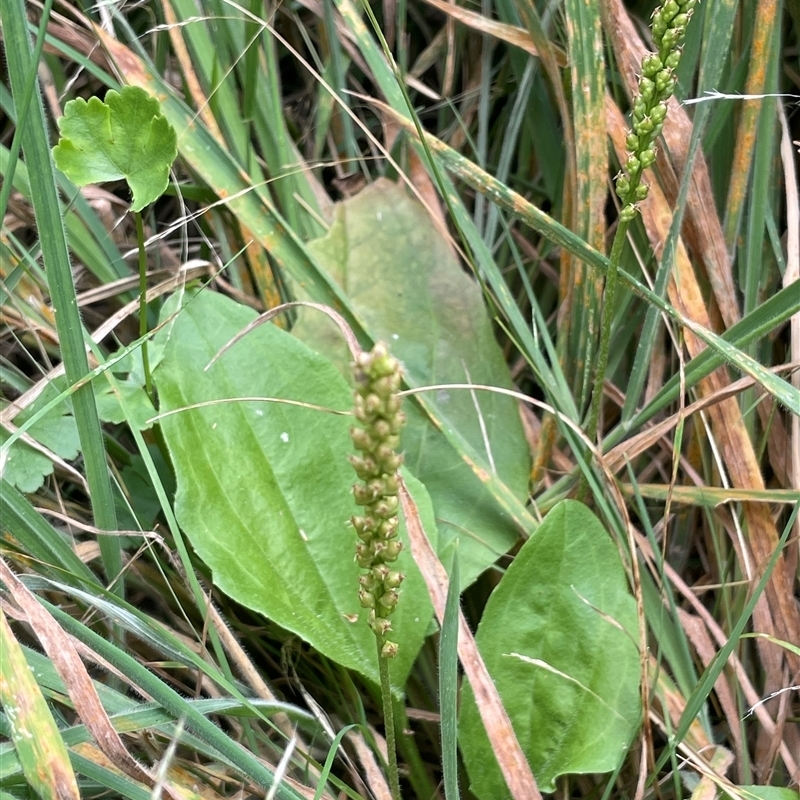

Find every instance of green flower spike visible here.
[615,0,698,220]
[586,0,699,467]
[349,342,407,659]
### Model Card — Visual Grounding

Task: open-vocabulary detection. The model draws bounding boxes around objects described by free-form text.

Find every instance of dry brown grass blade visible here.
[634,532,800,780]
[161,1,225,145]
[618,484,800,506]
[678,609,745,773]
[603,0,793,503]
[345,728,393,800]
[650,654,733,768]
[161,1,283,311]
[778,108,800,560]
[0,264,211,428]
[419,0,566,66]
[0,559,192,800]
[604,364,800,475]
[723,0,779,246]
[651,663,739,800]
[398,480,543,800]
[606,96,800,682]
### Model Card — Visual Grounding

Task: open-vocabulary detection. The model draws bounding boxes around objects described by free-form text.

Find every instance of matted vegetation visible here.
[1,0,799,798]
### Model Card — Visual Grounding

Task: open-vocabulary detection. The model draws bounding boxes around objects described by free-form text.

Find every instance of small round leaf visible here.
[52,86,177,211]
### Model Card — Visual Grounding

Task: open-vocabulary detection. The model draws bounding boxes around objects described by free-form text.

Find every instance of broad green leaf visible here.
[295,179,531,588]
[1,381,79,494]
[153,289,434,688]
[459,500,640,796]
[52,86,176,211]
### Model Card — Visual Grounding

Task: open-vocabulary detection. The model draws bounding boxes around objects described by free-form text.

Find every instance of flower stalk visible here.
[586,0,698,450]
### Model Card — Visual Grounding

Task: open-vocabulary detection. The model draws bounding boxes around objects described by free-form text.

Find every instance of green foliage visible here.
[93,348,159,431]
[153,290,435,688]
[52,86,176,211]
[2,0,797,791]
[459,500,641,796]
[0,381,79,493]
[295,179,531,587]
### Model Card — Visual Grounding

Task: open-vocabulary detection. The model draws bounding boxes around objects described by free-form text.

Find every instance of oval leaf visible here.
[153,290,434,687]
[295,179,531,587]
[459,500,641,795]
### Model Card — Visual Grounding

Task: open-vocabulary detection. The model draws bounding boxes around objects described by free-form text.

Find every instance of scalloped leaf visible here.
[0,381,79,494]
[52,86,176,211]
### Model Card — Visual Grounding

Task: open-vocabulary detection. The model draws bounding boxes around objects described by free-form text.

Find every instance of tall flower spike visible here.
[349,342,407,658]
[615,0,698,221]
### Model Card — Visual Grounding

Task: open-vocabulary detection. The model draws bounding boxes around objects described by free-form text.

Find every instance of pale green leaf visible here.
[93,347,159,431]
[295,179,531,587]
[1,381,79,494]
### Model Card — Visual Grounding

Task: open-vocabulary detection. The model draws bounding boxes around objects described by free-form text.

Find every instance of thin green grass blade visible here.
[323,0,359,161]
[39,596,309,800]
[241,0,262,123]
[3,0,120,587]
[625,465,702,703]
[164,0,253,167]
[312,724,357,800]
[384,110,800,416]
[622,280,800,435]
[0,480,99,589]
[440,547,461,800]
[0,0,54,227]
[472,0,494,236]
[65,754,152,800]
[483,60,535,247]
[1,646,312,783]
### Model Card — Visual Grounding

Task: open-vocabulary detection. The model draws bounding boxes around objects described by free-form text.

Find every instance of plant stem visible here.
[378,637,401,800]
[134,210,153,401]
[586,218,630,449]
